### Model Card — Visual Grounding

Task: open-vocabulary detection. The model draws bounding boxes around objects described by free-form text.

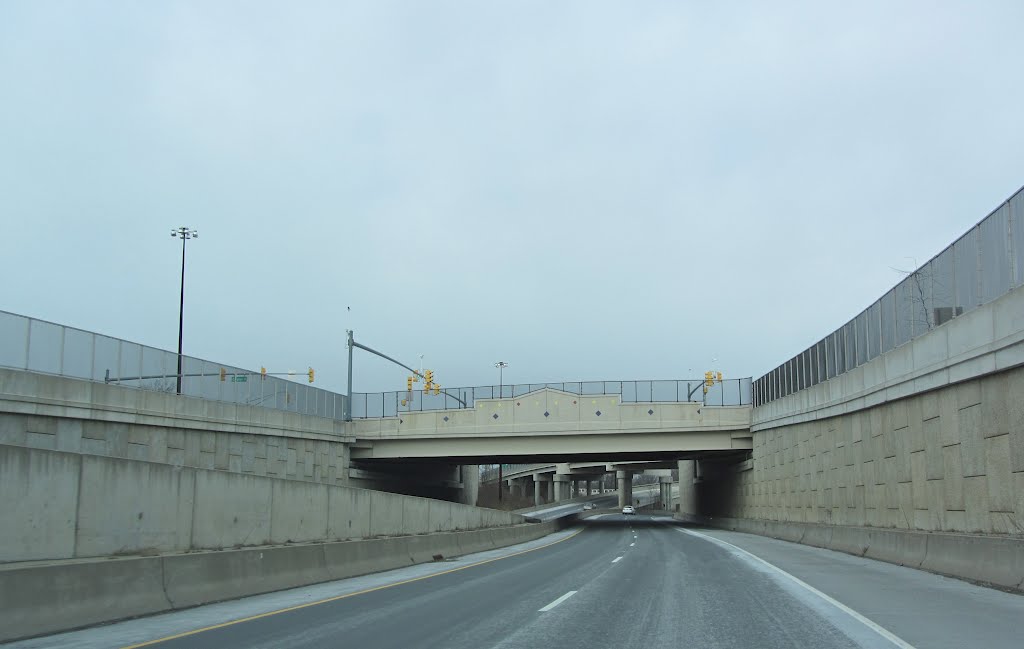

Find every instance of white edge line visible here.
[677,528,916,649]
[539,590,577,612]
[612,556,623,563]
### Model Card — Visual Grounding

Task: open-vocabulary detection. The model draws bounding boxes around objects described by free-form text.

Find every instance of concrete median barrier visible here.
[920,533,1024,591]
[0,556,169,642]
[0,521,565,643]
[162,543,328,610]
[696,516,1024,592]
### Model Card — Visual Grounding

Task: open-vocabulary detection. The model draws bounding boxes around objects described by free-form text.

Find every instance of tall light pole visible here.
[494,360,509,503]
[494,361,508,398]
[171,227,198,395]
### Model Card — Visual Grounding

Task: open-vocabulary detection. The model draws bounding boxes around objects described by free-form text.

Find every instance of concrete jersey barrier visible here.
[0,521,563,643]
[698,516,1024,592]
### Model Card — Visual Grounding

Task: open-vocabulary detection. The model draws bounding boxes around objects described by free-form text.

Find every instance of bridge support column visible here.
[660,476,672,510]
[534,474,552,506]
[553,474,571,502]
[588,480,597,496]
[617,470,632,509]
[571,479,579,498]
[677,460,697,517]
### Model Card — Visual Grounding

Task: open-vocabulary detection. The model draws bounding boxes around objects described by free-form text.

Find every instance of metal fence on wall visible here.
[754,184,1024,407]
[0,310,347,420]
[350,377,753,419]
[0,309,754,423]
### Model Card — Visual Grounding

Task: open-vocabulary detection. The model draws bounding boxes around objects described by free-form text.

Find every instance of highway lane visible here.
[115,516,884,649]
[13,515,1023,648]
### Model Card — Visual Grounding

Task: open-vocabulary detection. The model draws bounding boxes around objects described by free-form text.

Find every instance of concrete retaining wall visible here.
[0,367,353,489]
[0,444,524,563]
[702,516,1024,592]
[0,520,561,642]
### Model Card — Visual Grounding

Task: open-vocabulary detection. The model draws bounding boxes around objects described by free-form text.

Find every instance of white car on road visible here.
[583,503,595,510]
[622,506,635,515]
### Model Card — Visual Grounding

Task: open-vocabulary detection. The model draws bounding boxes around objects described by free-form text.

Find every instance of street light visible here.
[494,361,508,398]
[494,360,509,504]
[170,227,198,395]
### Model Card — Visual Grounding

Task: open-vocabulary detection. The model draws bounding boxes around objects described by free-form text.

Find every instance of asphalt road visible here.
[120,516,884,649]
[12,514,1024,649]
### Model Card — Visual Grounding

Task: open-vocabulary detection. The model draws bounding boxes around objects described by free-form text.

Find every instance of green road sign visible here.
[231,375,248,383]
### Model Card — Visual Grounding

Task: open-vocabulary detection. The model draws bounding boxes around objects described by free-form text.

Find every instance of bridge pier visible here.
[617,470,632,509]
[553,474,571,502]
[534,474,552,507]
[677,459,697,517]
[659,476,672,510]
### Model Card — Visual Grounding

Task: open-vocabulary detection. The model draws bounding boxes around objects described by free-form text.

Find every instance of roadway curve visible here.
[13,515,1024,649]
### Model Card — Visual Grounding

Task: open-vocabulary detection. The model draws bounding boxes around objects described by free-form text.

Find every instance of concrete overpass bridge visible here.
[349,388,751,461]
[346,387,750,508]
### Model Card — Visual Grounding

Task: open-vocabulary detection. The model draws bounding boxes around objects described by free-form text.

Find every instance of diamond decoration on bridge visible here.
[544,411,550,417]
[648,409,654,415]
[595,410,602,416]
[492,413,499,419]
[443,416,449,422]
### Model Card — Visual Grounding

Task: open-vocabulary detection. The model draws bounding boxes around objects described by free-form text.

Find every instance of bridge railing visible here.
[350,377,752,419]
[0,310,347,420]
[480,463,547,482]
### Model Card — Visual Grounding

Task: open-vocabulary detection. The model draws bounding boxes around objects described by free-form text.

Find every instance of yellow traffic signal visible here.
[261,367,267,379]
[716,371,723,382]
[704,371,713,387]
[407,376,413,391]
[433,385,440,396]
[220,367,227,382]
[425,370,433,384]
[307,367,315,383]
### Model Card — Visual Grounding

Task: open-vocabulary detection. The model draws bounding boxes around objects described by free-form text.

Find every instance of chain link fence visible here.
[754,184,1024,406]
[0,310,347,420]
[1,310,753,423]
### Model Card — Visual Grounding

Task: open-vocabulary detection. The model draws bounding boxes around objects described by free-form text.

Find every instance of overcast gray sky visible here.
[2,1,1023,394]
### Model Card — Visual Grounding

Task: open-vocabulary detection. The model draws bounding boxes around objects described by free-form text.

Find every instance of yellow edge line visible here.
[121,527,584,649]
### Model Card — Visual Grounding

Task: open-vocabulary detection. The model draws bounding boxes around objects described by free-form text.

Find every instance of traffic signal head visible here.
[704,371,713,387]
[425,370,433,384]
[219,367,226,382]
[716,371,723,382]
[433,385,440,395]
[407,376,413,391]
[307,367,315,383]
[261,367,267,379]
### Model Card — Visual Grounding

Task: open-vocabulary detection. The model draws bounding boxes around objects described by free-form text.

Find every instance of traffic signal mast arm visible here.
[685,370,724,401]
[348,335,468,401]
